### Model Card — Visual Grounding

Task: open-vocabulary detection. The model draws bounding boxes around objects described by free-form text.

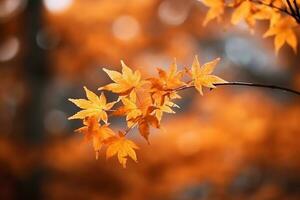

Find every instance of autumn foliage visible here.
[68,57,227,167]
[201,0,299,53]
[68,0,300,168]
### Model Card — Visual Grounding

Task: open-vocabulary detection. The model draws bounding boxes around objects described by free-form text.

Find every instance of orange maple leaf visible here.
[151,59,185,90]
[118,90,159,142]
[148,59,183,108]
[231,0,254,26]
[76,117,115,159]
[137,106,160,143]
[263,16,298,54]
[253,4,281,26]
[106,133,139,168]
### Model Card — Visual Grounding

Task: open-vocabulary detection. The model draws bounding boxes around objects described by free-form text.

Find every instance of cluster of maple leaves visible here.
[68,57,227,167]
[201,0,299,53]
[67,0,300,168]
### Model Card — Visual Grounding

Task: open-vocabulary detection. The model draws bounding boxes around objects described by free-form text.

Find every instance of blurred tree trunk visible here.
[19,0,48,199]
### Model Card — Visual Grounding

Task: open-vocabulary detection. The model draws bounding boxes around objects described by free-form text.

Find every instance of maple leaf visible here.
[155,58,185,90]
[106,133,139,168]
[263,17,298,53]
[231,0,253,25]
[120,91,143,127]
[154,97,178,122]
[253,5,281,26]
[150,89,181,111]
[148,59,184,107]
[99,61,146,95]
[202,0,225,26]
[68,87,116,123]
[115,90,159,143]
[117,90,159,143]
[76,117,115,159]
[159,59,184,88]
[191,56,227,95]
[137,110,160,144]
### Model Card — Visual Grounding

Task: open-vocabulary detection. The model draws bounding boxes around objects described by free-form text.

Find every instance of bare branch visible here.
[175,81,300,96]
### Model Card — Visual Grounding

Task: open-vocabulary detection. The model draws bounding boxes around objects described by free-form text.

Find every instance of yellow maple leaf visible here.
[99,61,146,95]
[263,17,298,54]
[231,0,253,25]
[106,133,139,168]
[76,117,115,159]
[120,91,143,127]
[68,87,116,123]
[154,97,178,122]
[252,4,281,26]
[202,0,225,26]
[191,56,227,95]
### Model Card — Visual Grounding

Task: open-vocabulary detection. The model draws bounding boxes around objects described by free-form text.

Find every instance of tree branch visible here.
[293,0,300,18]
[286,0,300,22]
[214,82,300,95]
[176,81,300,96]
[250,0,288,14]
[250,0,300,23]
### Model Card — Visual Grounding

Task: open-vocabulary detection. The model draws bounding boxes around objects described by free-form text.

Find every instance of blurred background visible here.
[0,0,299,199]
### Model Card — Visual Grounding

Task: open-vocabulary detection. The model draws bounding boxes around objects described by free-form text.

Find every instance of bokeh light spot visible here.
[0,37,19,62]
[112,15,140,41]
[0,0,27,19]
[158,0,190,26]
[36,28,60,50]
[176,131,201,155]
[43,0,73,13]
[225,36,279,73]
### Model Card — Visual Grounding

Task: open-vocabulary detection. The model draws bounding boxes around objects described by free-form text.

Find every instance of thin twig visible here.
[117,80,300,138]
[293,0,300,18]
[214,82,300,95]
[250,0,289,14]
[124,121,138,136]
[175,81,300,96]
[286,0,300,22]
[250,0,300,23]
